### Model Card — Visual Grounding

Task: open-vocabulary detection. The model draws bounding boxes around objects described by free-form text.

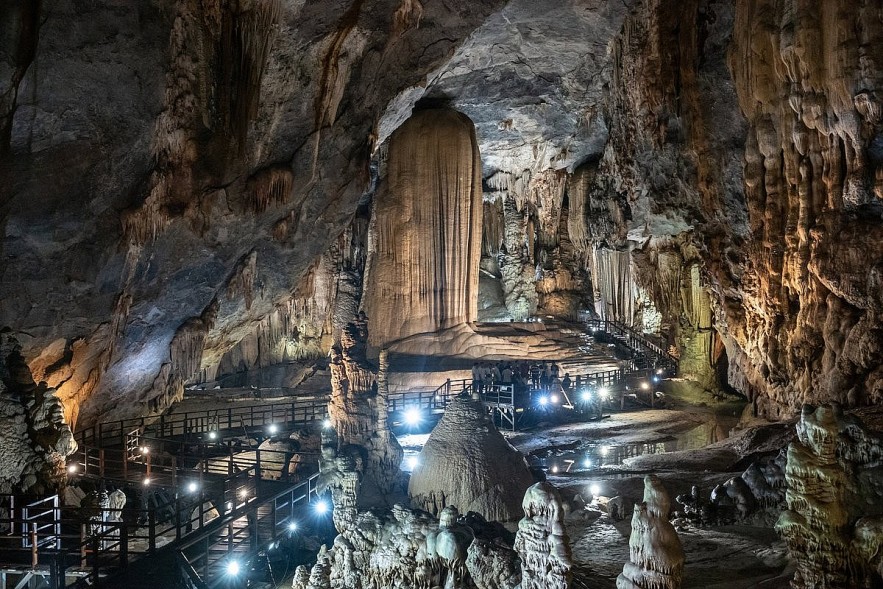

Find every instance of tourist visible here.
[472,362,483,393]
[562,373,572,394]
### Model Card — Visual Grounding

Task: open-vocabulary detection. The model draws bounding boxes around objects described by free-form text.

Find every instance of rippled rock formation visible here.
[0,331,76,494]
[362,107,483,348]
[617,475,684,589]
[515,482,572,589]
[776,404,883,588]
[408,397,534,522]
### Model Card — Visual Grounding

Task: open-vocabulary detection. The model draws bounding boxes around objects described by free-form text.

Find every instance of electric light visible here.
[590,484,601,496]
[598,386,609,399]
[188,482,199,493]
[551,465,558,473]
[141,446,149,454]
[288,521,298,531]
[226,560,241,576]
[406,456,419,469]
[238,489,248,499]
[143,478,151,486]
[322,419,332,429]
[550,394,559,404]
[537,395,548,406]
[314,499,329,515]
[268,424,278,435]
[652,376,660,383]
[404,407,422,426]
[656,368,664,375]
[581,390,591,401]
[208,431,217,440]
[600,445,610,456]
[640,381,650,390]
[583,458,592,468]
[67,464,77,474]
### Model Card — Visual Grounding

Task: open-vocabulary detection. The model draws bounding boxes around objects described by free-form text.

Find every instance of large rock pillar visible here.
[363,108,483,347]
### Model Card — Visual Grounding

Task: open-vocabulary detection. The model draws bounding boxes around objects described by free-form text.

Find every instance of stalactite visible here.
[362,108,483,347]
[592,246,636,324]
[218,0,282,151]
[225,251,258,310]
[244,164,293,213]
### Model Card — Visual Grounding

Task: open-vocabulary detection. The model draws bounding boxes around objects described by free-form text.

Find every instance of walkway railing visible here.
[0,471,320,589]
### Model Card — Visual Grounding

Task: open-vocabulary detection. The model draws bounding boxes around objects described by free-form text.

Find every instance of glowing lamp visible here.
[67,464,77,474]
[598,387,609,399]
[141,446,150,455]
[404,407,422,426]
[583,458,592,468]
[640,382,650,390]
[226,560,241,576]
[208,431,217,440]
[581,391,591,401]
[313,499,329,515]
[268,424,278,435]
[590,484,601,496]
[288,521,298,532]
[188,482,199,493]
[322,419,332,429]
[537,395,549,406]
[406,456,419,469]
[550,394,559,404]
[143,478,151,486]
[238,489,248,499]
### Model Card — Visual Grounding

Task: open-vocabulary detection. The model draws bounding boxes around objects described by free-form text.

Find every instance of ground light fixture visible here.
[583,458,592,468]
[406,456,419,469]
[404,407,422,426]
[226,560,241,576]
[288,521,298,532]
[67,464,77,474]
[640,381,650,390]
[140,446,150,455]
[550,394,559,404]
[537,395,549,406]
[598,386,609,399]
[208,431,217,440]
[590,484,601,496]
[581,390,592,401]
[313,499,330,515]
[322,419,332,429]
[143,478,151,486]
[268,423,278,435]
[188,482,199,493]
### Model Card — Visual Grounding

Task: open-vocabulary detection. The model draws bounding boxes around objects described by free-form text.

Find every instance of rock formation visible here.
[0,331,77,494]
[304,438,569,589]
[514,482,572,589]
[362,107,483,348]
[408,397,535,522]
[776,404,883,588]
[327,317,402,502]
[617,475,684,589]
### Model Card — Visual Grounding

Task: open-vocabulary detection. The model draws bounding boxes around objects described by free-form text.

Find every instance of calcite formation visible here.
[0,331,76,494]
[362,107,483,348]
[514,482,572,589]
[776,404,883,589]
[408,397,535,522]
[617,475,684,589]
[327,317,403,501]
[303,440,567,589]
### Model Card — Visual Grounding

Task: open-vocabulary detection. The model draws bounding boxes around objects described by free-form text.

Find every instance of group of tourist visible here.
[471,361,570,394]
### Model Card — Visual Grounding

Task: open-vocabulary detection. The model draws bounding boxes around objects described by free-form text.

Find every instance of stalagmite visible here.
[514,482,572,589]
[776,404,883,588]
[617,475,684,589]
[408,397,534,522]
[362,107,483,347]
[326,316,402,501]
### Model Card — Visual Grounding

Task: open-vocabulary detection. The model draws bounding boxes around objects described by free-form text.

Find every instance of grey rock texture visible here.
[2,0,883,428]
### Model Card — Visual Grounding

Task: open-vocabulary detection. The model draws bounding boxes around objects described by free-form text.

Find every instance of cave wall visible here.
[0,0,506,427]
[578,0,883,412]
[728,0,883,415]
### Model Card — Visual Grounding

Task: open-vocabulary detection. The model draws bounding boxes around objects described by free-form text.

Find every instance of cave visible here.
[2,1,883,588]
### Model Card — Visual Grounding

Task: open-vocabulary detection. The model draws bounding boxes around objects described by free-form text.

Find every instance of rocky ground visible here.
[506,396,797,589]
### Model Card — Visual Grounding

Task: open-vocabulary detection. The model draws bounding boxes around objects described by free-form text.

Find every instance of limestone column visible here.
[363,108,483,347]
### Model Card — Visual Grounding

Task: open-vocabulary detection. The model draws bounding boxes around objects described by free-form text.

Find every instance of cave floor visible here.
[502,399,797,589]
